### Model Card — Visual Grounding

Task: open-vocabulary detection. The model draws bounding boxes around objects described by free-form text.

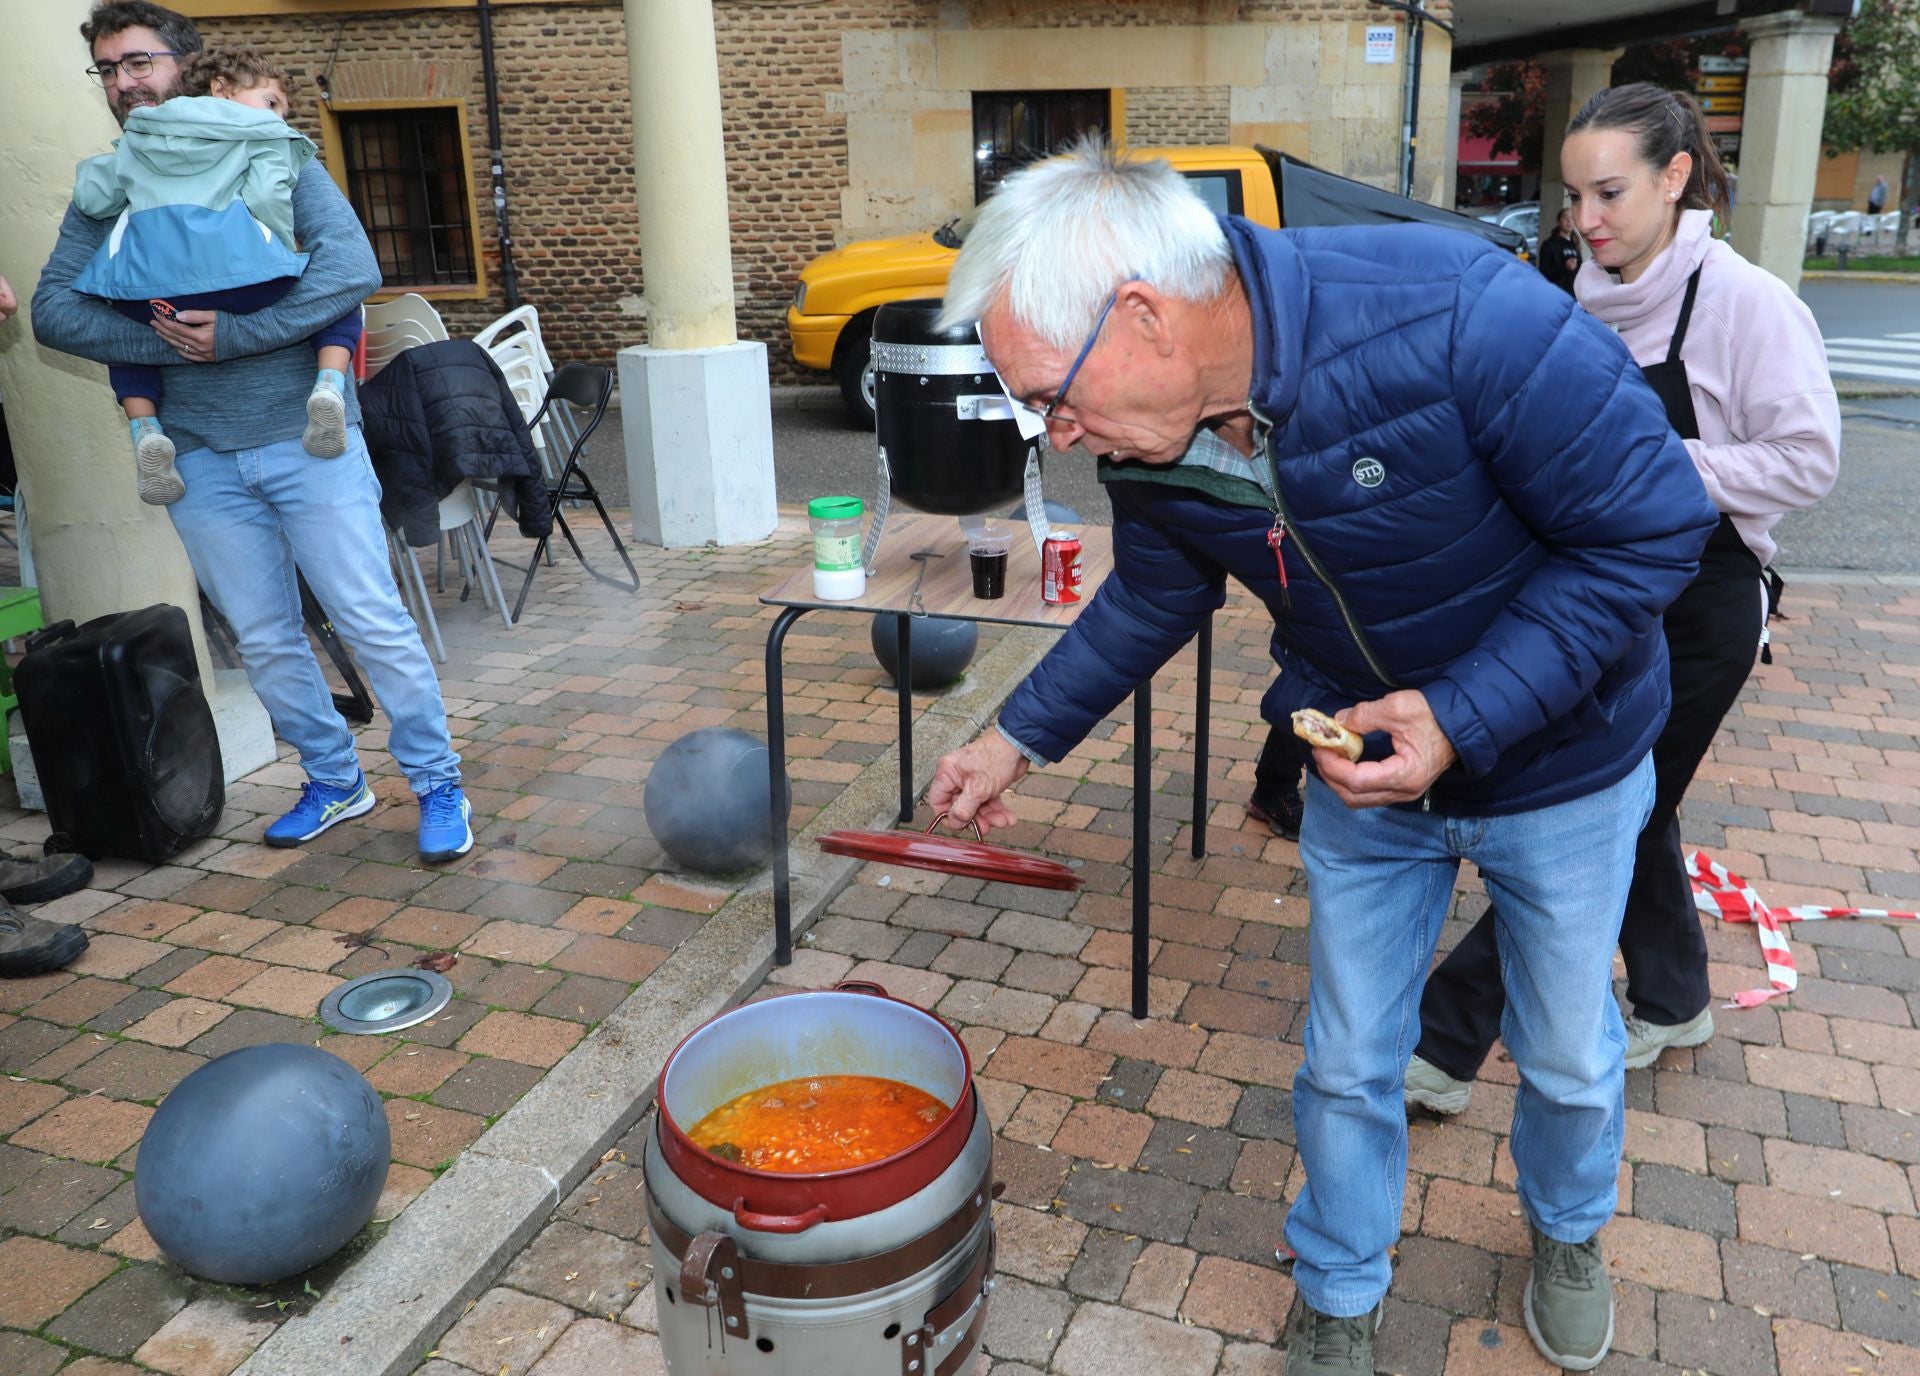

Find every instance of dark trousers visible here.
[106,282,361,405]
[1415,545,1764,1081]
[1253,721,1308,805]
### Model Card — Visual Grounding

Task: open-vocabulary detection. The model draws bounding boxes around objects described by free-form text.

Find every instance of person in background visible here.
[69,44,360,505]
[1868,174,1889,215]
[0,273,106,976]
[1538,207,1583,294]
[1407,84,1839,1115]
[34,1,474,865]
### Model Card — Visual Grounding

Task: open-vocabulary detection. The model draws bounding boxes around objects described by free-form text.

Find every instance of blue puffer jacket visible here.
[999,218,1720,816]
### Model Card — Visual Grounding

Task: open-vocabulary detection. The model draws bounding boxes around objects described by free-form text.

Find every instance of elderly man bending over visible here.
[925,142,1717,1374]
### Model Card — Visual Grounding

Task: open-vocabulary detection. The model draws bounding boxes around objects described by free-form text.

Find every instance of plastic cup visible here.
[967,529,1012,599]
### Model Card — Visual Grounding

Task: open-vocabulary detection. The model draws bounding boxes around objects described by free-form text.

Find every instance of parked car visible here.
[789,146,1529,427]
[1478,200,1540,255]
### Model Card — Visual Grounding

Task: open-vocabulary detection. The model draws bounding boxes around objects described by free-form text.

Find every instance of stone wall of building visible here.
[1124,87,1233,147]
[192,0,1453,384]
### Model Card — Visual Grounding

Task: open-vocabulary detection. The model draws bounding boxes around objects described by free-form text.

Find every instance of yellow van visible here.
[788,145,1525,426]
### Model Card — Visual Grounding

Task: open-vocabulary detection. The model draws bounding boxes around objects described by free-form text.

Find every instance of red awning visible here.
[1457,132,1521,170]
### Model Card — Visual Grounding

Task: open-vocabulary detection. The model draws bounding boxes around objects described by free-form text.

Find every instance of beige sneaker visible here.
[1624,1007,1714,1070]
[135,426,184,505]
[304,381,347,458]
[1404,1053,1472,1115]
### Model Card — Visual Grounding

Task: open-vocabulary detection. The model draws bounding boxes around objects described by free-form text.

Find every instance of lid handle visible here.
[925,812,985,843]
[834,979,891,998]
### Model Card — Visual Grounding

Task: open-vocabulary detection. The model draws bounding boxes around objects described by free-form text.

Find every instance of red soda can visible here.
[1042,529,1082,604]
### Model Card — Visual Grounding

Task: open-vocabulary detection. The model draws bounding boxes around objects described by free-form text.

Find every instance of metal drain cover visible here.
[319,969,454,1035]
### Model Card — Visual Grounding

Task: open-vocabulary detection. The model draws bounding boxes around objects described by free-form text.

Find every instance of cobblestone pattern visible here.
[0,512,1010,1372]
[392,575,1920,1375]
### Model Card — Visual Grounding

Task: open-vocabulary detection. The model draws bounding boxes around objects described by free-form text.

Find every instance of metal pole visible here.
[1398,14,1417,197]
[476,0,522,308]
[1370,0,1454,203]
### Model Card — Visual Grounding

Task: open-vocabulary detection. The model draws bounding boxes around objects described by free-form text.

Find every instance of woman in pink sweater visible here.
[1408,85,1840,1130]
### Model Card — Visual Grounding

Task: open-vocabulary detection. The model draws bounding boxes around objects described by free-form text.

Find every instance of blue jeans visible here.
[1284,753,1655,1317]
[168,427,460,796]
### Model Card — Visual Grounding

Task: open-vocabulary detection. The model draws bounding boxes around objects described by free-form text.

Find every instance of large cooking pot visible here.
[872,300,1030,516]
[655,982,974,1229]
[646,982,997,1375]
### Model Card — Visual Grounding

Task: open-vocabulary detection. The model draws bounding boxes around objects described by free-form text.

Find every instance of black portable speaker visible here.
[15,604,225,863]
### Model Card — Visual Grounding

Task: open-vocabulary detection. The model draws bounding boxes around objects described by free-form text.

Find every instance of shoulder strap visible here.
[1667,266,1704,365]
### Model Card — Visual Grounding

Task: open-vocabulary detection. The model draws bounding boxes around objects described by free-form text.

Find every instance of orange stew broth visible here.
[687,1074,953,1173]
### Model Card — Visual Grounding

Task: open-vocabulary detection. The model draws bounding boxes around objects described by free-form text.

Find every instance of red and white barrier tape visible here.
[1687,849,1920,1008]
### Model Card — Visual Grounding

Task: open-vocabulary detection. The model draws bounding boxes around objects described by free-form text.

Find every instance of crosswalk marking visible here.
[1822,330,1920,383]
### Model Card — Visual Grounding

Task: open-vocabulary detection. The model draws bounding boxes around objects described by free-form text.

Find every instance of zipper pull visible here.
[1267,517,1291,611]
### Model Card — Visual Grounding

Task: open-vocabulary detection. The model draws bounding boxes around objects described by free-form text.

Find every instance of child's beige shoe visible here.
[135,426,184,505]
[304,380,347,458]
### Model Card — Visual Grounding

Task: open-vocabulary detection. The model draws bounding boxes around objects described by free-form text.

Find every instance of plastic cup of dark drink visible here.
[967,529,1012,599]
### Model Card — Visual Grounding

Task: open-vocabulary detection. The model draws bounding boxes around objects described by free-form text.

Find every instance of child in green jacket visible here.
[71,47,362,505]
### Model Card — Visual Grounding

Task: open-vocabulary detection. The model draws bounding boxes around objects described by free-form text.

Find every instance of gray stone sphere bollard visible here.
[134,1044,389,1285]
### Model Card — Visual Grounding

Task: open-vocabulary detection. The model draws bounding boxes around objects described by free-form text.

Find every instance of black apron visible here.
[1413,262,1773,1072]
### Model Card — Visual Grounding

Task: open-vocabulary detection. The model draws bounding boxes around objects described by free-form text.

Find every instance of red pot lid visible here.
[818,815,1083,890]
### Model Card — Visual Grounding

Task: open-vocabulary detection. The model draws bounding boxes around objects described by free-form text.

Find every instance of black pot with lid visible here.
[871,300,1031,516]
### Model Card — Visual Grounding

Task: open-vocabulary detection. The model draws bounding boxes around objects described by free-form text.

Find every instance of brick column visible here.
[1732,10,1844,292]
[1536,47,1623,229]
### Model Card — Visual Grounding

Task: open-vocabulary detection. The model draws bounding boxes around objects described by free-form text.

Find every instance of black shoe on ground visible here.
[0,851,93,906]
[0,906,89,977]
[1247,788,1305,841]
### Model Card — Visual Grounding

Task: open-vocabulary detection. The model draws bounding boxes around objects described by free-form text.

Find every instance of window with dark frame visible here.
[335,107,476,289]
[972,90,1111,204]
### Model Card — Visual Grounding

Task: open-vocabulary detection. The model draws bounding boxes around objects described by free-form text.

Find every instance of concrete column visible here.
[619,0,775,548]
[1439,71,1468,209]
[0,0,272,799]
[1535,47,1622,227]
[1732,11,1844,292]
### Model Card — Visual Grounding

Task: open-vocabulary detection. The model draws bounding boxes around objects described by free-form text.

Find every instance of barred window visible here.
[335,107,476,289]
[972,90,1111,204]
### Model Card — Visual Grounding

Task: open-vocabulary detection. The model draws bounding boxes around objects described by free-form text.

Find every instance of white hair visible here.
[937,137,1234,351]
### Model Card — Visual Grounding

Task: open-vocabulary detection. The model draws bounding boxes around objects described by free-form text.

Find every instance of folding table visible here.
[760,513,1213,1018]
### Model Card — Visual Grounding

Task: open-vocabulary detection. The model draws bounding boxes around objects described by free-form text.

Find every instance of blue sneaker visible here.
[264,773,377,847]
[418,783,474,864]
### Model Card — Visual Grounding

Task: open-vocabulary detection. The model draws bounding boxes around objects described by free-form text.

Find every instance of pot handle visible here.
[833,979,891,999]
[732,1198,831,1233]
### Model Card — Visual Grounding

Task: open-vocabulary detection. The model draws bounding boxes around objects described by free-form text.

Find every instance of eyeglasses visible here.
[86,51,180,84]
[1037,287,1120,429]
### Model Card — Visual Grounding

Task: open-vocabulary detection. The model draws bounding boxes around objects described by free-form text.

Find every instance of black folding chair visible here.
[482,363,640,621]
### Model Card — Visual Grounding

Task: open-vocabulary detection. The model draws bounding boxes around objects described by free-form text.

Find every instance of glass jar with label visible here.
[808,495,866,600]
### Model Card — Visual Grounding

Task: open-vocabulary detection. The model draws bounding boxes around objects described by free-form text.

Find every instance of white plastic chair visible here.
[387,479,513,662]
[473,305,554,377]
[362,293,449,377]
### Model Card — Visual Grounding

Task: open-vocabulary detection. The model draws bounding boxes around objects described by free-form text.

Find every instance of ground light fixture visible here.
[319,968,454,1035]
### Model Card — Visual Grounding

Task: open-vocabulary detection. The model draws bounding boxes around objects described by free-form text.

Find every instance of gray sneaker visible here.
[0,851,92,906]
[1623,1007,1714,1070]
[1282,1296,1381,1374]
[1525,1224,1613,1370]
[1404,1053,1472,1115]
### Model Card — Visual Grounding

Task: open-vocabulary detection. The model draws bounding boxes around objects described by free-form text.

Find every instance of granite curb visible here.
[232,623,1058,1376]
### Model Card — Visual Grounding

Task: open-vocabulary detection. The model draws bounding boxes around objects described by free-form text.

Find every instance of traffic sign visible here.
[1699,96,1744,115]
[1704,114,1743,134]
[1700,55,1749,74]
[1699,75,1747,93]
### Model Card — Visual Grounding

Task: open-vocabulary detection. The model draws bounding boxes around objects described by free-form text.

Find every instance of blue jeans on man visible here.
[167,425,468,857]
[1282,754,1656,1317]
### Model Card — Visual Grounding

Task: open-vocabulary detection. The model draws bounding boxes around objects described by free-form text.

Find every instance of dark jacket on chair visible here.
[360,339,553,548]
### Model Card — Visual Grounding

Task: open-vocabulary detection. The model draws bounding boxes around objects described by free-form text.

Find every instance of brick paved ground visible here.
[4,508,1918,1375]
[406,574,1920,1376]
[0,512,1010,1375]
